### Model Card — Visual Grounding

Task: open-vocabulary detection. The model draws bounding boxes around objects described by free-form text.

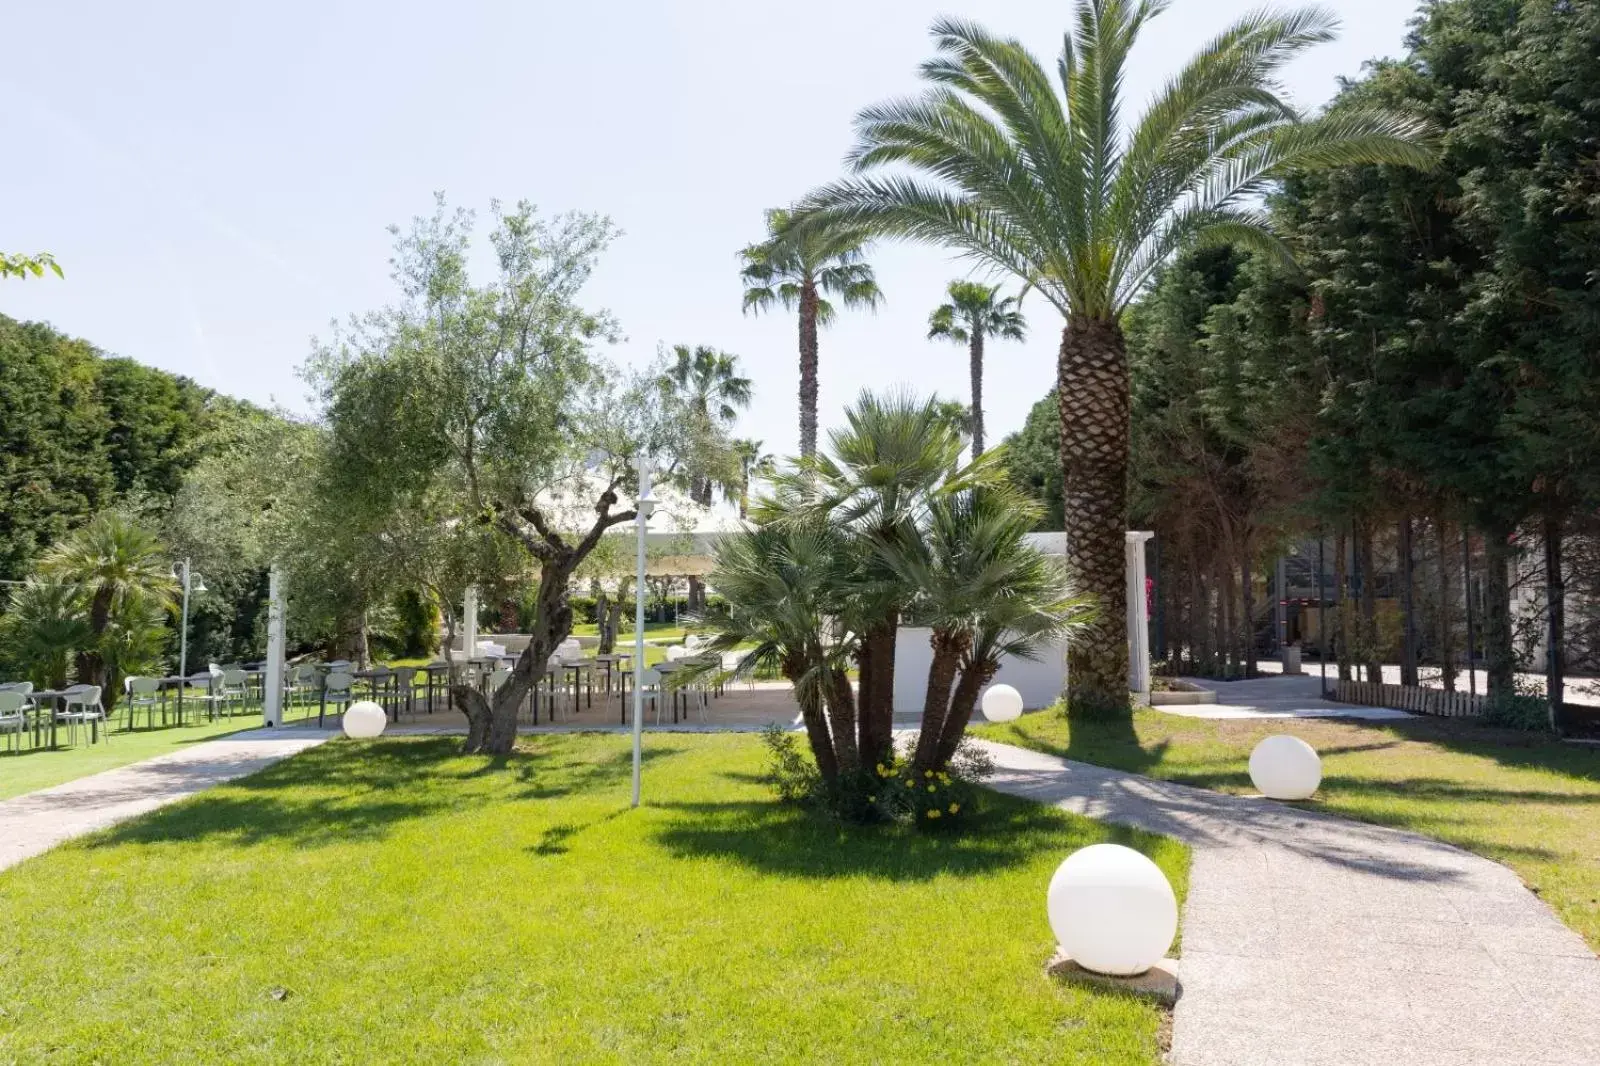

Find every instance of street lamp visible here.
[632,456,656,808]
[172,558,206,677]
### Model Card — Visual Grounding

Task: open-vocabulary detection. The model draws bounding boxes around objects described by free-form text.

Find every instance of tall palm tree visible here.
[660,344,752,506]
[927,281,1026,456]
[798,3,1433,717]
[739,208,882,458]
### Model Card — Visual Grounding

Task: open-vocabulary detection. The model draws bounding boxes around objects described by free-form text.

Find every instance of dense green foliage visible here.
[1005,0,1600,719]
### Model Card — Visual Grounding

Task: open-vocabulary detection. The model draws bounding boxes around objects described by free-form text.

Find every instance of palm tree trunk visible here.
[969,327,985,456]
[823,667,859,773]
[1358,522,1380,684]
[1057,318,1130,718]
[855,617,897,767]
[934,657,998,770]
[1435,517,1457,693]
[912,629,966,774]
[798,278,821,458]
[1334,528,1350,681]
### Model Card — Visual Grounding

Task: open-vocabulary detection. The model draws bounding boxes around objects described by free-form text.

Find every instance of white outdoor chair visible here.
[218,668,250,716]
[0,690,27,753]
[642,668,667,725]
[124,676,163,729]
[56,685,106,745]
[286,664,319,709]
[320,672,354,728]
[185,672,228,722]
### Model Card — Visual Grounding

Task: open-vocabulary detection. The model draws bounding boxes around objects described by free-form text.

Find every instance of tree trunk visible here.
[935,657,998,770]
[1216,555,1232,676]
[1057,318,1130,717]
[1357,521,1380,684]
[856,618,898,769]
[1334,528,1351,681]
[823,667,859,774]
[798,278,821,459]
[789,657,838,785]
[1398,515,1418,687]
[1436,518,1457,693]
[686,577,705,616]
[969,327,986,457]
[498,598,519,633]
[1240,535,1257,679]
[1544,514,1565,731]
[468,562,578,755]
[1483,523,1516,700]
[912,629,967,774]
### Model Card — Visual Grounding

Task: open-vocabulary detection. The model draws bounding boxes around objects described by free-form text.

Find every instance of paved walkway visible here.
[0,728,328,873]
[977,739,1600,1066]
[1162,673,1414,721]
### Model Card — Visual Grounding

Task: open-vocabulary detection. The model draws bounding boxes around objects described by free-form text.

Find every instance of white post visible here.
[632,457,655,809]
[263,564,286,727]
[1126,532,1155,701]
[463,585,480,657]
[178,558,192,678]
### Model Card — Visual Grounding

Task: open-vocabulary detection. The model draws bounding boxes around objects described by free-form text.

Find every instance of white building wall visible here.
[892,627,1068,713]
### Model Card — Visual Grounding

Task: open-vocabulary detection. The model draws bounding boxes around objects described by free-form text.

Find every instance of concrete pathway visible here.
[977,739,1600,1066]
[1254,658,1600,708]
[0,728,328,873]
[1162,672,1414,721]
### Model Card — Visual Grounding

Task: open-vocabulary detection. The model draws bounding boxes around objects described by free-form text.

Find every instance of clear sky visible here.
[4,0,1413,460]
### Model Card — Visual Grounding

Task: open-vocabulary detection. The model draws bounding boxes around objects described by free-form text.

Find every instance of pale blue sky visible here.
[4,1,1412,459]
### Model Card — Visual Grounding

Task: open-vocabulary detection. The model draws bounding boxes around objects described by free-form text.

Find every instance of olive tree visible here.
[311,196,714,754]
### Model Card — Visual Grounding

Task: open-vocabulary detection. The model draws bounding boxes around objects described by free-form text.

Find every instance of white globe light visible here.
[1249,734,1322,800]
[981,683,1024,723]
[342,700,387,740]
[1047,843,1178,976]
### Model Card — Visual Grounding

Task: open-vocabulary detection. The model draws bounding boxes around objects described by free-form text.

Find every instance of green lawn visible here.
[0,710,288,801]
[975,708,1600,949]
[0,733,1186,1065]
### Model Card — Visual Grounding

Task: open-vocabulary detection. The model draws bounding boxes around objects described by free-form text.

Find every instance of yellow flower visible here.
[868,795,877,803]
[927,785,936,793]
[948,803,960,814]
[926,809,941,819]
[939,773,951,784]
[924,770,934,778]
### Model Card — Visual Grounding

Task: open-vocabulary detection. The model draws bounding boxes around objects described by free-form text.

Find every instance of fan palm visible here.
[798,2,1434,716]
[41,514,177,708]
[739,208,882,458]
[730,439,775,520]
[1,577,92,689]
[764,390,1001,769]
[927,281,1026,456]
[696,519,859,780]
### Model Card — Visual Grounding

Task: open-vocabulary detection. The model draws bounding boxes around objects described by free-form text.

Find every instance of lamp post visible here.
[632,456,656,808]
[172,558,207,677]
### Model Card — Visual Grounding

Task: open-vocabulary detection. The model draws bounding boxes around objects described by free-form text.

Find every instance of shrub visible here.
[1482,691,1553,732]
[759,724,993,829]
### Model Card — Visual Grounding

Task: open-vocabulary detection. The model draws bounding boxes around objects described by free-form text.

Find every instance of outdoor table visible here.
[28,688,101,746]
[592,654,628,697]
[355,670,402,719]
[421,662,453,713]
[653,660,691,723]
[557,660,594,712]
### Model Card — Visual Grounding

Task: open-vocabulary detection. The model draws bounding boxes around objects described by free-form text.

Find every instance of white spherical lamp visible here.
[341,700,387,740]
[981,683,1024,723]
[1047,843,1178,976]
[1248,734,1321,800]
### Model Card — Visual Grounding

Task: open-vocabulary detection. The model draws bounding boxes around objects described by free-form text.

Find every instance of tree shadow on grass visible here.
[649,790,1170,883]
[84,736,687,852]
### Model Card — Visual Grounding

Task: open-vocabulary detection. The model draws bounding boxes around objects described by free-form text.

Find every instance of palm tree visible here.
[660,344,752,506]
[798,3,1433,717]
[927,281,1026,455]
[41,514,177,709]
[0,577,92,689]
[731,439,775,520]
[697,519,860,781]
[739,208,882,458]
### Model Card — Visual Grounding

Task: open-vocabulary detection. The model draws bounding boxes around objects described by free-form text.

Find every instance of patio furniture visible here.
[218,668,251,716]
[286,664,319,710]
[124,676,163,729]
[56,685,107,745]
[185,672,229,722]
[392,666,419,718]
[0,690,27,753]
[320,672,354,727]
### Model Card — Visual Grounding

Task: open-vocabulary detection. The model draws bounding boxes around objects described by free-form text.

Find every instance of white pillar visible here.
[263,564,287,727]
[463,585,480,657]
[1126,532,1155,701]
